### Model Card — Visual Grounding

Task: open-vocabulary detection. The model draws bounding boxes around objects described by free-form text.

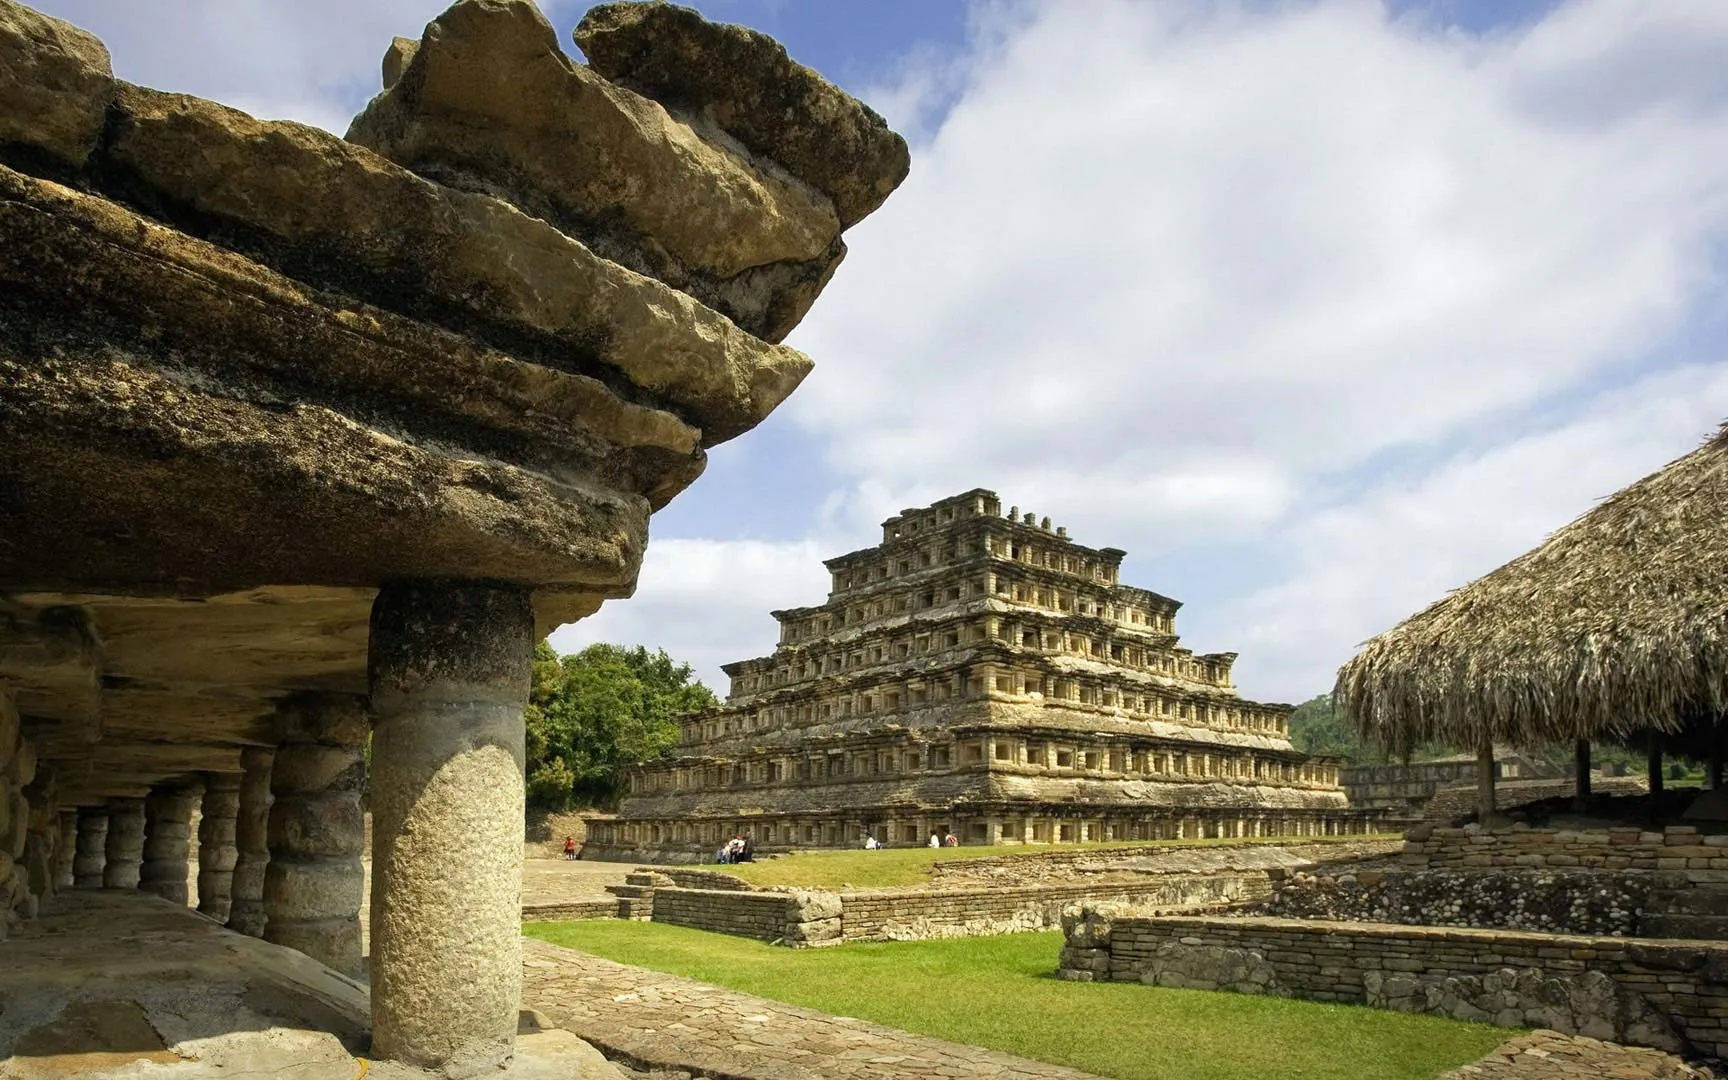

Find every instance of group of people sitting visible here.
[859,831,957,849]
[716,835,755,864]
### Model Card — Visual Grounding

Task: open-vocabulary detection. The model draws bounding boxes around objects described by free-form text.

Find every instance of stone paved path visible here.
[521,939,1103,1080]
[1440,1031,1714,1079]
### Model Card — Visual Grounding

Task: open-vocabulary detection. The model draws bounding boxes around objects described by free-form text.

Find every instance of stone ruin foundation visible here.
[0,0,906,1073]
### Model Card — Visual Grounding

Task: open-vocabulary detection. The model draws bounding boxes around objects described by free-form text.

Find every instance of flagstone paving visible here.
[1439,1031,1714,1080]
[521,938,1104,1080]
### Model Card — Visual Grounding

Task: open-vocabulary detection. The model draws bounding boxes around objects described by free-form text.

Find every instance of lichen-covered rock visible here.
[575,1,910,229]
[0,0,113,169]
[348,0,845,342]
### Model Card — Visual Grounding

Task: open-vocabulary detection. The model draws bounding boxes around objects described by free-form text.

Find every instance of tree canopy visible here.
[525,642,718,808]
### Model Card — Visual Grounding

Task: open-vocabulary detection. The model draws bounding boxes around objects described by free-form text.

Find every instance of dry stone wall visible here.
[521,898,624,923]
[840,876,1262,941]
[1263,867,1656,937]
[651,887,841,945]
[1402,824,1728,882]
[645,874,1266,946]
[1058,911,1728,1060]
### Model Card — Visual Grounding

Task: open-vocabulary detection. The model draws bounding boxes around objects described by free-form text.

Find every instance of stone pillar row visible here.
[140,780,202,904]
[8,580,537,1077]
[263,693,367,977]
[227,746,275,937]
[197,773,241,923]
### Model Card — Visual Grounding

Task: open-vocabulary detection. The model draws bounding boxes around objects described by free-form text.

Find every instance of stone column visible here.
[102,797,145,889]
[55,809,77,889]
[196,773,241,923]
[227,747,274,937]
[369,582,531,1072]
[73,807,107,887]
[263,694,366,975]
[140,781,202,904]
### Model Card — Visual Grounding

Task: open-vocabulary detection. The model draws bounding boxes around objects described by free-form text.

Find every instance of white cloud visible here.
[787,0,1728,558]
[1206,362,1728,701]
[547,538,833,694]
[36,0,455,131]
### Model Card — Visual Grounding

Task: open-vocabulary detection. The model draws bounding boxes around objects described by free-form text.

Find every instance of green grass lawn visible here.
[525,920,1508,1080]
[713,833,1402,889]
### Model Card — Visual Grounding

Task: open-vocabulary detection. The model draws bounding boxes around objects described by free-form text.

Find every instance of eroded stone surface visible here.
[369,582,533,1072]
[0,0,112,169]
[349,0,858,343]
[575,2,910,229]
[1441,1031,1713,1080]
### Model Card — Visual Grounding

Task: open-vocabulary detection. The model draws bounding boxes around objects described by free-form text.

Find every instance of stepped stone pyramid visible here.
[587,490,1376,860]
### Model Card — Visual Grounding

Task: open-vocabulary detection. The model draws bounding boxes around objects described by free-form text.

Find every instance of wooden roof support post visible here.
[1648,742,1665,797]
[1710,717,1725,791]
[1476,741,1497,825]
[1574,738,1592,811]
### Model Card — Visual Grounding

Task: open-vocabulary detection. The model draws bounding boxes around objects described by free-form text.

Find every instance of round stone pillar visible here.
[73,808,107,887]
[55,809,77,889]
[226,746,275,937]
[102,798,145,889]
[368,581,531,1073]
[140,781,202,904]
[196,773,242,922]
[263,694,367,975]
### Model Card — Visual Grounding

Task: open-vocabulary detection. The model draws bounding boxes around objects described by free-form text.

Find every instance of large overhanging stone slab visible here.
[349,0,847,343]
[574,1,911,230]
[100,86,810,447]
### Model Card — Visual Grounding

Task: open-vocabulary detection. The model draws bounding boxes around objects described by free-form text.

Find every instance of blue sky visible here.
[38,0,1728,704]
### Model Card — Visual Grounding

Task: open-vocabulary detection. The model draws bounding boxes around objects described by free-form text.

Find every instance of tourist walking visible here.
[562,836,576,860]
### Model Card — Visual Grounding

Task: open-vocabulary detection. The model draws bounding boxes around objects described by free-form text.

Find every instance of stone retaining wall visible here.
[841,874,1263,941]
[1058,912,1728,1060]
[658,867,755,891]
[521,898,623,923]
[648,874,1266,946]
[651,887,841,945]
[1403,824,1728,884]
[1263,867,1658,937]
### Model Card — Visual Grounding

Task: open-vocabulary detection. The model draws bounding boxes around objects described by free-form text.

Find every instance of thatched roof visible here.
[1335,421,1728,758]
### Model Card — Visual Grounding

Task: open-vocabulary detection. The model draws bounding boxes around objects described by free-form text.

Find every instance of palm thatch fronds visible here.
[1336,421,1728,759]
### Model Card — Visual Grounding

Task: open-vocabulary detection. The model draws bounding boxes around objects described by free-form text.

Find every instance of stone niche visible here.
[0,0,906,1074]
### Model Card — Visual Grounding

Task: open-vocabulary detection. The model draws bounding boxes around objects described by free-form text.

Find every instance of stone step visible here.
[1645,888,1728,916]
[1636,913,1728,940]
[624,872,661,887]
[606,884,654,899]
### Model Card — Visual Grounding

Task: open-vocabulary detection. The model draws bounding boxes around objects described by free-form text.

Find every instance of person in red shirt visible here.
[562,836,576,861]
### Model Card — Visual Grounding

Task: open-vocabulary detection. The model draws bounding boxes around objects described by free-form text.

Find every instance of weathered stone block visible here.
[0,0,113,169]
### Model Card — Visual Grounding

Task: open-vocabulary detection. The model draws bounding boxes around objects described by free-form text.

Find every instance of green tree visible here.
[1287,694,1366,761]
[524,641,718,808]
